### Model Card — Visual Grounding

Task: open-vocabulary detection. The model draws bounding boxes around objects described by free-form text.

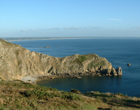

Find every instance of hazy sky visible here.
[1,0,140,37]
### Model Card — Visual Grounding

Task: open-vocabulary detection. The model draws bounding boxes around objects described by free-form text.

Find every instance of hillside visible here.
[0,39,122,81]
[0,80,139,110]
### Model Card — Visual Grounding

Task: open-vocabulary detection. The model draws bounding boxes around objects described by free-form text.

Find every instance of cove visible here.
[36,75,129,95]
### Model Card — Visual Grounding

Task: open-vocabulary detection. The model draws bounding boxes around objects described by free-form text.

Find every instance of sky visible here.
[0,0,140,38]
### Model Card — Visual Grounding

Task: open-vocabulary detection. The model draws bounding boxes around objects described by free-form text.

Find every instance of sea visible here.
[10,38,140,97]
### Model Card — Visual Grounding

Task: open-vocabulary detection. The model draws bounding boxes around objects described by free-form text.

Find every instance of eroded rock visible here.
[111,68,117,76]
[116,67,122,75]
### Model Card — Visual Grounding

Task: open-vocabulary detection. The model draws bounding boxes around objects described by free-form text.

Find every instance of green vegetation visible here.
[74,55,87,65]
[94,61,105,68]
[78,55,87,62]
[0,80,140,110]
[87,61,94,69]
[88,61,105,69]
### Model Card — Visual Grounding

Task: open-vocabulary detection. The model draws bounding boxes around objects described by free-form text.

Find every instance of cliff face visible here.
[0,39,121,80]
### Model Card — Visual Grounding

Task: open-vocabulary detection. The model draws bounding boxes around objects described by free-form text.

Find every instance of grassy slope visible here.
[0,80,140,110]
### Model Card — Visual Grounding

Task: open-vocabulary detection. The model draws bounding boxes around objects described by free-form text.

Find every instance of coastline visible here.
[21,73,97,84]
[21,71,119,84]
[2,37,98,42]
[2,38,140,98]
[2,37,140,42]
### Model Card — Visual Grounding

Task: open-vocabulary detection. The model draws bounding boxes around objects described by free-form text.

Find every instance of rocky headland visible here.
[0,39,122,83]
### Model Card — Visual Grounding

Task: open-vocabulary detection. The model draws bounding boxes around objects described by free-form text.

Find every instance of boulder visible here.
[116,67,122,76]
[127,63,131,66]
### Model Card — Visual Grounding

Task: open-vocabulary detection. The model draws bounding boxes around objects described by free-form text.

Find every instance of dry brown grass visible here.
[0,80,140,110]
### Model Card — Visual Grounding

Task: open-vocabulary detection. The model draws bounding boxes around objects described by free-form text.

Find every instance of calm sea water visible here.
[10,39,140,97]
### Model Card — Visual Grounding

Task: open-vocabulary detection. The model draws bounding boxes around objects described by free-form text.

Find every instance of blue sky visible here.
[0,0,140,37]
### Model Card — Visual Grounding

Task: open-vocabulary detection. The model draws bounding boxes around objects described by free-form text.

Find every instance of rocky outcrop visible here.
[127,63,131,66]
[111,68,118,76]
[0,39,122,81]
[116,67,122,75]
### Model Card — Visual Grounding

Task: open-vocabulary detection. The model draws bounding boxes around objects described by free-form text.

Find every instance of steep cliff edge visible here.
[0,39,122,81]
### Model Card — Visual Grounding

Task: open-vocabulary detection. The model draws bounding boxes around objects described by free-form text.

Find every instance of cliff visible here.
[0,39,122,81]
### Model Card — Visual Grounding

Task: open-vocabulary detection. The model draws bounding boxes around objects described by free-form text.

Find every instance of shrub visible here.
[61,92,82,101]
[70,89,81,94]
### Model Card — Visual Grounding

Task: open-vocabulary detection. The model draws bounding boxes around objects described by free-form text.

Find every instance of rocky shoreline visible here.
[22,67,122,84]
[36,67,122,83]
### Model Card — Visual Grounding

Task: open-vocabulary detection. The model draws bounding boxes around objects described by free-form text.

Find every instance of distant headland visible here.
[1,37,140,41]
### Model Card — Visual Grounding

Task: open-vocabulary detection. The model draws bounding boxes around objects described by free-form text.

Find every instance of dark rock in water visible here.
[127,63,131,66]
[116,67,122,75]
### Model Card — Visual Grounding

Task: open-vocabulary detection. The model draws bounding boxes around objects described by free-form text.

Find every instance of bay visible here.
[10,39,140,97]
